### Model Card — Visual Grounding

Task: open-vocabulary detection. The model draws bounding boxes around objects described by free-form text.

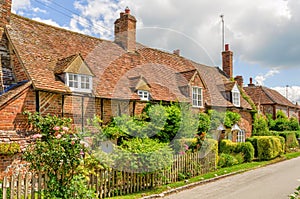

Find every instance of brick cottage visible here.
[0,0,254,174]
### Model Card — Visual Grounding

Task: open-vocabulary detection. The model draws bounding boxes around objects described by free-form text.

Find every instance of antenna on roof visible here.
[220,14,225,52]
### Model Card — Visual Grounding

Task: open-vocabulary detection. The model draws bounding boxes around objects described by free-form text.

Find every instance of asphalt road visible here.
[163,157,300,199]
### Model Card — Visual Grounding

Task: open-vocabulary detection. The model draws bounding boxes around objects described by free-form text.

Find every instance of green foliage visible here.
[246,137,258,157]
[0,142,20,155]
[219,140,254,162]
[218,153,239,168]
[173,138,197,153]
[256,136,283,160]
[236,142,254,162]
[224,111,241,128]
[219,139,237,154]
[23,113,96,198]
[273,131,299,149]
[252,114,271,136]
[289,117,300,131]
[208,110,225,130]
[198,112,211,133]
[104,138,173,173]
[289,186,300,199]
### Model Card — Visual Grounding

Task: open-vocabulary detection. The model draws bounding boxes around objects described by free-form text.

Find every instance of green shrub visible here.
[273,131,298,149]
[219,140,254,162]
[257,136,283,160]
[246,137,258,157]
[219,139,237,154]
[0,142,20,155]
[173,138,197,153]
[252,114,271,136]
[218,153,239,168]
[236,142,254,162]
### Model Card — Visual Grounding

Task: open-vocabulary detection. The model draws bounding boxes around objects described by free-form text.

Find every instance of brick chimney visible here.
[234,75,243,88]
[114,7,137,52]
[248,77,255,87]
[222,44,233,78]
[0,0,11,28]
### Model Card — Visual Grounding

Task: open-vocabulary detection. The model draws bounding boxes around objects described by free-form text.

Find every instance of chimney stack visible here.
[0,0,12,28]
[222,44,233,78]
[234,76,243,88]
[114,7,137,52]
[248,77,255,87]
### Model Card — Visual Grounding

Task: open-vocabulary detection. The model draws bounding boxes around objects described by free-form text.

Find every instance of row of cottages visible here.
[0,1,253,172]
[244,78,300,120]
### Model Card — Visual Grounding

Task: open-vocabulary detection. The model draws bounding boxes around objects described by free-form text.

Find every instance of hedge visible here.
[256,136,284,160]
[272,131,299,149]
[219,139,254,162]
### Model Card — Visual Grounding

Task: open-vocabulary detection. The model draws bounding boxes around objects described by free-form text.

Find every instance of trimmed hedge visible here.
[256,136,284,160]
[272,131,299,149]
[219,139,254,162]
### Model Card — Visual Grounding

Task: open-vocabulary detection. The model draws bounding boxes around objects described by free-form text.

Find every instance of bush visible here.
[246,137,258,157]
[252,114,271,136]
[219,140,254,162]
[219,139,236,154]
[273,131,299,149]
[0,143,20,155]
[236,142,254,162]
[172,138,197,153]
[257,136,283,160]
[218,153,239,168]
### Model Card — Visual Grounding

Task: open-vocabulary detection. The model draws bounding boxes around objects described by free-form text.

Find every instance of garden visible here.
[1,104,300,199]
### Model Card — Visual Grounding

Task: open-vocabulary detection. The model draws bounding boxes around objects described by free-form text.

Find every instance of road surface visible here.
[163,157,300,199]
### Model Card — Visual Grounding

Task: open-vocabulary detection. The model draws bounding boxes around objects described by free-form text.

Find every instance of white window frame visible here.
[192,86,203,107]
[237,130,245,142]
[231,84,240,107]
[138,90,149,101]
[66,73,92,93]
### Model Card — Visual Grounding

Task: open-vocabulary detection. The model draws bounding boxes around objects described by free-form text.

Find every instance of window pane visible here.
[192,87,202,107]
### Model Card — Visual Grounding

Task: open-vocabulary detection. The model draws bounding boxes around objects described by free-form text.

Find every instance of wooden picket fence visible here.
[1,151,216,199]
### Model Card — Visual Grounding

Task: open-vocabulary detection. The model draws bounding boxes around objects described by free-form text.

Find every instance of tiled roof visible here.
[5,14,252,109]
[244,86,297,108]
[0,81,32,108]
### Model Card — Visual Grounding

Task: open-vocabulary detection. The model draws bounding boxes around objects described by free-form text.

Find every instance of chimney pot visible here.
[248,77,255,87]
[125,7,130,14]
[250,77,253,84]
[225,44,229,51]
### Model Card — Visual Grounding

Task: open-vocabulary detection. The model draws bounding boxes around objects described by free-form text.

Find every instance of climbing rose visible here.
[32,134,42,139]
[53,126,60,131]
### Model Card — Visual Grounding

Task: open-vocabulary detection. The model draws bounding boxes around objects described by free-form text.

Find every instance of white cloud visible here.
[255,68,280,85]
[12,0,31,13]
[32,17,62,28]
[273,86,300,104]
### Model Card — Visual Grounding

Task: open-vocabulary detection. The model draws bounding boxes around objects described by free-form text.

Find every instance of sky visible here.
[12,0,300,103]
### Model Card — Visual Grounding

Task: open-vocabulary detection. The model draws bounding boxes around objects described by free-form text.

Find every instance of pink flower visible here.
[184,144,189,150]
[62,126,69,132]
[55,134,62,139]
[53,126,60,131]
[80,141,89,148]
[179,151,185,155]
[71,141,75,145]
[32,134,42,139]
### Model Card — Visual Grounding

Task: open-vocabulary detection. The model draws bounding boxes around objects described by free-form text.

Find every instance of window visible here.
[66,73,92,93]
[237,130,245,142]
[138,90,149,101]
[192,87,203,107]
[232,92,240,107]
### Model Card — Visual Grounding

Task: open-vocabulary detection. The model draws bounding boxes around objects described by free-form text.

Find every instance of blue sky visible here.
[12,0,300,103]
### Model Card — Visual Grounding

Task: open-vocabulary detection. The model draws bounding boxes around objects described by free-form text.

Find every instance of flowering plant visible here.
[23,112,95,198]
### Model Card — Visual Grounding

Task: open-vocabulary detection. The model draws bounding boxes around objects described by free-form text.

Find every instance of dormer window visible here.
[232,83,240,107]
[66,73,92,93]
[138,90,149,101]
[192,86,203,107]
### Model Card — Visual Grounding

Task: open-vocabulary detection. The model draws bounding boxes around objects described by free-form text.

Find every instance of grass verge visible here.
[109,151,300,199]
